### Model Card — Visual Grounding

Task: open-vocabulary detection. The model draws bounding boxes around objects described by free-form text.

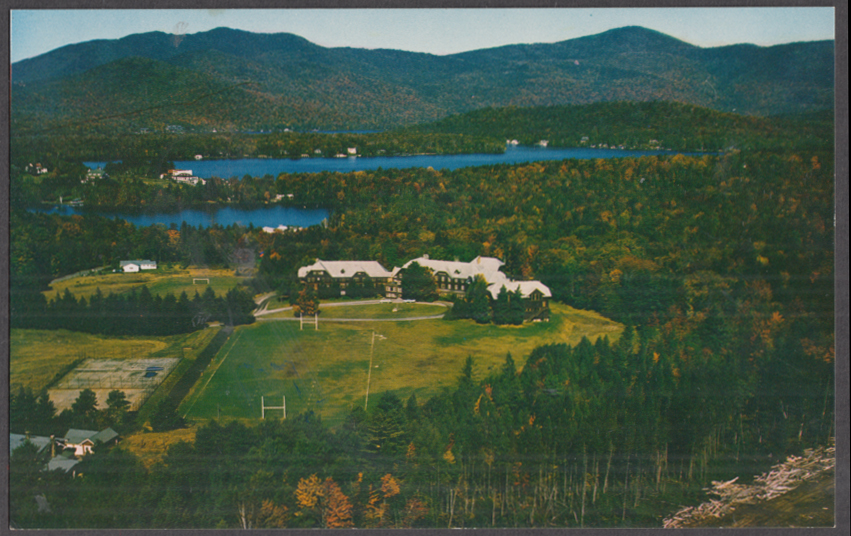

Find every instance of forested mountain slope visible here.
[11,26,834,132]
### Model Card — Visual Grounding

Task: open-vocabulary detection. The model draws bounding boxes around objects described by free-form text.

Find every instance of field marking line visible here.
[181,329,242,417]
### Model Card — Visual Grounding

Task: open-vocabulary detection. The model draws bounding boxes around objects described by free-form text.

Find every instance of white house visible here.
[120,260,157,273]
[347,147,358,155]
[62,428,119,456]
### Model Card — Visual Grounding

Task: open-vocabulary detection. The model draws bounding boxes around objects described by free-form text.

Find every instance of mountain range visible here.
[11,26,834,132]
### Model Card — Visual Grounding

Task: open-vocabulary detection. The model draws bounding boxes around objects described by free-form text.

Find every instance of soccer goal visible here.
[193,278,210,284]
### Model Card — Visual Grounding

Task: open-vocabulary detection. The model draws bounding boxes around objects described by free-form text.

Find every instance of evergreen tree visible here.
[492,285,511,325]
[150,398,184,432]
[105,390,131,428]
[508,286,526,325]
[466,275,492,324]
[401,262,438,302]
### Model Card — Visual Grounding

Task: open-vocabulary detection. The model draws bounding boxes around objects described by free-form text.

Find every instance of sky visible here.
[10,7,836,64]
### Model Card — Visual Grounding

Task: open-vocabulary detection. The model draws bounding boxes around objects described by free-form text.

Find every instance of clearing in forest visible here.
[9,328,218,395]
[180,303,622,427]
[43,266,247,301]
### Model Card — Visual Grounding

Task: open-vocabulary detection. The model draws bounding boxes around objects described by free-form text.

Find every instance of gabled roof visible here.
[64,429,99,444]
[487,280,553,300]
[401,255,509,286]
[46,456,81,473]
[298,259,393,279]
[120,259,156,267]
[91,427,119,444]
[10,433,52,454]
[63,427,118,445]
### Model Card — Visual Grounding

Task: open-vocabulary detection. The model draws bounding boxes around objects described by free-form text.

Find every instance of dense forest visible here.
[9,129,503,170]
[11,327,834,528]
[9,102,833,214]
[9,138,835,527]
[408,102,835,152]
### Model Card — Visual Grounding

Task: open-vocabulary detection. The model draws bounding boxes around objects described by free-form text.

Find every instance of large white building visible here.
[298,259,399,297]
[400,255,551,320]
[297,255,551,320]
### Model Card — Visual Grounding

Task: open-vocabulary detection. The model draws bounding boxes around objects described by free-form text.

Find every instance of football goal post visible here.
[261,396,286,419]
[193,278,210,284]
[299,313,318,331]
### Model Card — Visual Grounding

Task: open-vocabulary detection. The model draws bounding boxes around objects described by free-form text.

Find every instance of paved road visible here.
[254,298,449,322]
[258,314,446,322]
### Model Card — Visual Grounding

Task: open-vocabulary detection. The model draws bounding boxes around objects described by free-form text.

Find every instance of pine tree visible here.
[467,275,492,324]
[492,285,511,325]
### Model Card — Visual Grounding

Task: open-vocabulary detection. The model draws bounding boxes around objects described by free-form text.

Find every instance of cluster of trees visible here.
[410,102,834,152]
[9,103,834,528]
[10,130,502,176]
[10,387,133,438]
[9,211,260,332]
[10,313,833,528]
[447,277,527,325]
[15,285,255,335]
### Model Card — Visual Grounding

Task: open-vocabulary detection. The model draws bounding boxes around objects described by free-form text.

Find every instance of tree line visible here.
[10,319,833,527]
[15,285,255,335]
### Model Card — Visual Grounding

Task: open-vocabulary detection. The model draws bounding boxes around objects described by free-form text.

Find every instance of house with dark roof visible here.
[10,433,52,455]
[62,428,119,456]
[298,259,399,298]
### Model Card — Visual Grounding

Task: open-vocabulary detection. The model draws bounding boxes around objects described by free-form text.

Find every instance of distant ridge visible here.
[11,26,834,132]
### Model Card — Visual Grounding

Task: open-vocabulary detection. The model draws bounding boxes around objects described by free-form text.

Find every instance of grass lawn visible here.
[9,328,219,394]
[263,302,448,320]
[44,266,249,301]
[181,303,622,427]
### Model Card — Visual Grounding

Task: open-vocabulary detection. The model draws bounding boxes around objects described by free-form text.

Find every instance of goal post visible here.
[261,396,287,419]
[299,313,318,331]
[193,278,210,284]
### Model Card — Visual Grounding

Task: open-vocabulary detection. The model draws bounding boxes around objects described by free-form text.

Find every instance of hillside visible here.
[664,443,836,528]
[409,101,835,152]
[10,26,834,133]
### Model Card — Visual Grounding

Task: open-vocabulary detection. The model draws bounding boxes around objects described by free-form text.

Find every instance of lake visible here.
[33,205,330,230]
[70,145,697,228]
[85,145,690,179]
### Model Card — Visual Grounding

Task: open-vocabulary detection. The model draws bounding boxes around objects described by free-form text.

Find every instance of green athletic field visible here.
[180,303,622,427]
[44,266,248,301]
